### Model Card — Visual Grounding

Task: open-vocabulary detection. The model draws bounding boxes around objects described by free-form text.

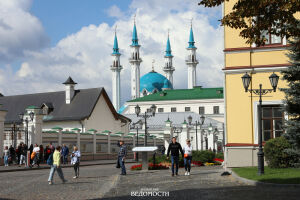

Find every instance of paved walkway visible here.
[103,166,300,200]
[0,159,136,173]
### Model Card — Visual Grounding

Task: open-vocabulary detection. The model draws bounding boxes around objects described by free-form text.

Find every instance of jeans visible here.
[48,164,65,182]
[33,153,40,166]
[4,156,8,166]
[171,156,179,175]
[19,155,25,165]
[118,156,126,175]
[62,155,68,164]
[74,162,80,177]
[184,156,192,172]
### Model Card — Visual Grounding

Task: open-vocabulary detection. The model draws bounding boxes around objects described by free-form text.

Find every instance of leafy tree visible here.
[198,0,300,46]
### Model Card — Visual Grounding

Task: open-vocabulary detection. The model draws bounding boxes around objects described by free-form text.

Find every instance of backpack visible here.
[47,153,53,166]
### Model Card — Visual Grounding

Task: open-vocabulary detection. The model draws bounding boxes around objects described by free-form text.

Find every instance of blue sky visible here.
[31,0,132,45]
[0,0,223,104]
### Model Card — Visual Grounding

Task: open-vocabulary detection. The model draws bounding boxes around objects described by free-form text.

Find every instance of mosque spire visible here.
[132,14,139,46]
[112,26,120,55]
[188,19,196,48]
[165,30,173,57]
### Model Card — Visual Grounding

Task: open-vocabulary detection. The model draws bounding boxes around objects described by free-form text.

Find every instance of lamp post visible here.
[187,115,205,151]
[241,72,279,176]
[130,120,143,161]
[19,112,35,147]
[135,104,156,146]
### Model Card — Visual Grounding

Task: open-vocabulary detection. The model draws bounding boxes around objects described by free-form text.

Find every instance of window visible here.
[171,107,176,112]
[158,108,164,113]
[262,106,284,142]
[199,107,205,115]
[213,106,219,114]
[261,29,281,45]
[185,107,191,112]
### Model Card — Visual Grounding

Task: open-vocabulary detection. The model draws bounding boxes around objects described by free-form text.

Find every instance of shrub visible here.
[215,152,224,160]
[192,150,215,163]
[264,137,295,168]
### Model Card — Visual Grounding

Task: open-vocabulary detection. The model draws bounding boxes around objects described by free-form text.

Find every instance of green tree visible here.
[198,0,300,46]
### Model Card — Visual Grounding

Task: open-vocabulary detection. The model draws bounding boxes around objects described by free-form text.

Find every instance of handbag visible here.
[184,153,189,158]
[31,151,36,160]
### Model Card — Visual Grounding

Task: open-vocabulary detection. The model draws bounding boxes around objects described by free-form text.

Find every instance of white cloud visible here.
[107,5,125,19]
[0,0,49,62]
[0,0,223,106]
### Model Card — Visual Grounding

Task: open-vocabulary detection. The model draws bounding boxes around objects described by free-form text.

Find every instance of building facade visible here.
[223,0,300,167]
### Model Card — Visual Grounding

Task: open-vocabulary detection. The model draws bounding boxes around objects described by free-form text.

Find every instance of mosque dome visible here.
[140,71,173,93]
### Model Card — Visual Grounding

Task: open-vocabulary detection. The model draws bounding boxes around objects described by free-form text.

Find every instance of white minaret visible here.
[63,76,77,104]
[186,23,199,89]
[163,31,175,85]
[129,19,142,99]
[111,29,122,111]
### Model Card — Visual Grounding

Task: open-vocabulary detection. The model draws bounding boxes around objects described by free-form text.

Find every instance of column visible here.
[163,119,172,151]
[58,129,62,146]
[76,130,81,150]
[34,111,44,145]
[107,132,111,154]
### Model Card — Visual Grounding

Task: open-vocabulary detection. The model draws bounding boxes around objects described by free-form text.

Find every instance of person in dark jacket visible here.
[167,137,184,176]
[118,140,127,175]
[9,145,15,164]
[61,144,69,164]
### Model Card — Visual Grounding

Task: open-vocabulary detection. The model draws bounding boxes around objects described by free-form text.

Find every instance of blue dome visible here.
[140,71,173,93]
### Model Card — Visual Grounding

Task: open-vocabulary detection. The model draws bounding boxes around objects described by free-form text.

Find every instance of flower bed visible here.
[130,163,169,171]
[191,161,203,166]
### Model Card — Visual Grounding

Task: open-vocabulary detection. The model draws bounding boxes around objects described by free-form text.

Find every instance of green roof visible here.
[71,128,80,131]
[26,105,39,109]
[80,132,92,135]
[128,133,136,136]
[52,127,63,130]
[115,132,124,135]
[96,133,107,136]
[128,87,223,102]
[88,129,97,132]
[102,130,111,133]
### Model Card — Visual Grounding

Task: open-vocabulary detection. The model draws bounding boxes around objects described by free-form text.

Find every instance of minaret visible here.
[129,19,142,99]
[186,23,199,89]
[111,29,122,111]
[163,31,175,85]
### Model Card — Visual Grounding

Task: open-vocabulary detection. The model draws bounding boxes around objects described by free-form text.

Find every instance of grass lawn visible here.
[232,167,300,184]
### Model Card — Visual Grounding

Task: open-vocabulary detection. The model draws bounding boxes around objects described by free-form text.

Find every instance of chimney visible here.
[63,76,77,104]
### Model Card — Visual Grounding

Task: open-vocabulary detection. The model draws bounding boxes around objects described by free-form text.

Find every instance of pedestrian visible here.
[29,144,33,165]
[61,144,69,165]
[9,145,15,164]
[49,142,55,153]
[161,146,166,155]
[70,146,81,179]
[39,145,44,163]
[3,146,9,167]
[167,137,184,176]
[16,144,21,164]
[32,144,40,167]
[44,145,50,162]
[183,139,192,176]
[48,146,67,185]
[19,143,26,167]
[118,140,127,175]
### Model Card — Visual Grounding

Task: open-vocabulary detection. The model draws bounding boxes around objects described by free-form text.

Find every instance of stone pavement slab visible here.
[102,166,300,200]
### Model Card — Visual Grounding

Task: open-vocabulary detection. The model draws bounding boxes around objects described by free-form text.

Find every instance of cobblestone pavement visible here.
[0,163,135,200]
[103,166,300,200]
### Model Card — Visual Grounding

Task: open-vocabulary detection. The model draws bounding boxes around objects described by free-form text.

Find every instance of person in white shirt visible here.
[183,139,192,176]
[32,144,40,167]
[70,146,81,179]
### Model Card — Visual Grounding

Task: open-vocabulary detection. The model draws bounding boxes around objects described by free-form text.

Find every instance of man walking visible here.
[19,143,26,167]
[118,140,127,175]
[61,144,69,165]
[48,146,67,185]
[167,137,184,176]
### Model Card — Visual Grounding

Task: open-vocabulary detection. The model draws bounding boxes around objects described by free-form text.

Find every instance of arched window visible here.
[192,55,195,62]
[135,52,138,60]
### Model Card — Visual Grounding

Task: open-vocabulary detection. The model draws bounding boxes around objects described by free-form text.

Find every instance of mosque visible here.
[110,21,225,151]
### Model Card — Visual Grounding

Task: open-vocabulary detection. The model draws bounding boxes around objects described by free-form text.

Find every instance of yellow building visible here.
[223,0,299,167]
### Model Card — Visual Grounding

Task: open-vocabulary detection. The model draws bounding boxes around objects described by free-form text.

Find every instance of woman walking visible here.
[70,146,81,179]
[3,146,9,167]
[183,139,193,176]
[48,146,67,185]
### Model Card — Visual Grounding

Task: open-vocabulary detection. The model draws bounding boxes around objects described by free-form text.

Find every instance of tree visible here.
[281,33,300,167]
[198,0,300,46]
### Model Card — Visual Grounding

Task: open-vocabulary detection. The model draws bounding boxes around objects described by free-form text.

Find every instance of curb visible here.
[0,161,136,173]
[229,169,300,187]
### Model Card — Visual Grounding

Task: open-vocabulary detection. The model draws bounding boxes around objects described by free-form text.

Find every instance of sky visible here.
[0,0,224,106]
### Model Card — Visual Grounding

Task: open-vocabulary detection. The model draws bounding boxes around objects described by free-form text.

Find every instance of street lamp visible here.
[241,72,279,175]
[19,111,35,147]
[188,115,205,151]
[130,120,143,161]
[135,104,156,146]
